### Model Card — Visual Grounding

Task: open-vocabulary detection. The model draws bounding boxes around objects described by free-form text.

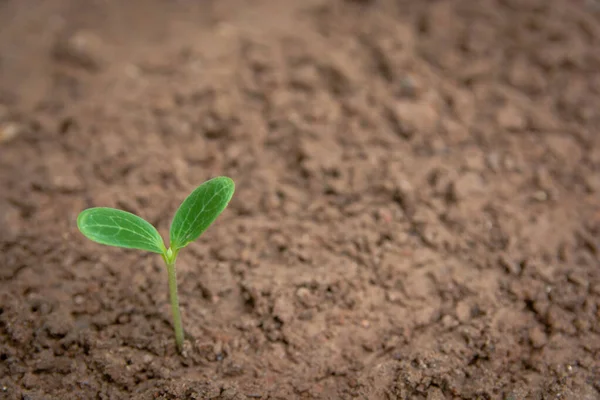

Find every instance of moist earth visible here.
[1,0,599,399]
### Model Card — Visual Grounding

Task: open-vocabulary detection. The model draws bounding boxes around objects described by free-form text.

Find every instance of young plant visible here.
[76,176,235,353]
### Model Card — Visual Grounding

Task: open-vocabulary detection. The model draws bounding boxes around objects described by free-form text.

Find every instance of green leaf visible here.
[169,176,235,250]
[77,207,166,254]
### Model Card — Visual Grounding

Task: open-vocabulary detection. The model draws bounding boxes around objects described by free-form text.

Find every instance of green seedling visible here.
[76,176,235,353]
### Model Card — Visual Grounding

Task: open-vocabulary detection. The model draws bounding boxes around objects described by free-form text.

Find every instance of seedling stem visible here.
[164,249,184,352]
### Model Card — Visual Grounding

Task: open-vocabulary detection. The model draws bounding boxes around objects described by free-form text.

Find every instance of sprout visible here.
[77,176,235,353]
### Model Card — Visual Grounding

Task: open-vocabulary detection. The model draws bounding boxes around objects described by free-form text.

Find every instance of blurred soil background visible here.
[1,0,599,399]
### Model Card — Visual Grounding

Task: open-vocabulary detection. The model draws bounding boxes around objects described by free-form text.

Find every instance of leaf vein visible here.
[179,185,227,245]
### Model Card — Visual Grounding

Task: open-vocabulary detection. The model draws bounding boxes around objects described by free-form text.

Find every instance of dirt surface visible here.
[1,0,600,399]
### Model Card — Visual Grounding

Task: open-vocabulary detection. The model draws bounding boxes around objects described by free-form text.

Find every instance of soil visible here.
[1,0,600,399]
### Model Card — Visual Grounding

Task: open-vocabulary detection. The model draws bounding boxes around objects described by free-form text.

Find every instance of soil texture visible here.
[1,0,600,399]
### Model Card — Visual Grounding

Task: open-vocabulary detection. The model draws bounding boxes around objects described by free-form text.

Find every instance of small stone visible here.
[532,190,548,202]
[0,123,21,143]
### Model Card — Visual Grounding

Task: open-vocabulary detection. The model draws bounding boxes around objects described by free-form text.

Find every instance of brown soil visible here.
[1,0,600,399]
